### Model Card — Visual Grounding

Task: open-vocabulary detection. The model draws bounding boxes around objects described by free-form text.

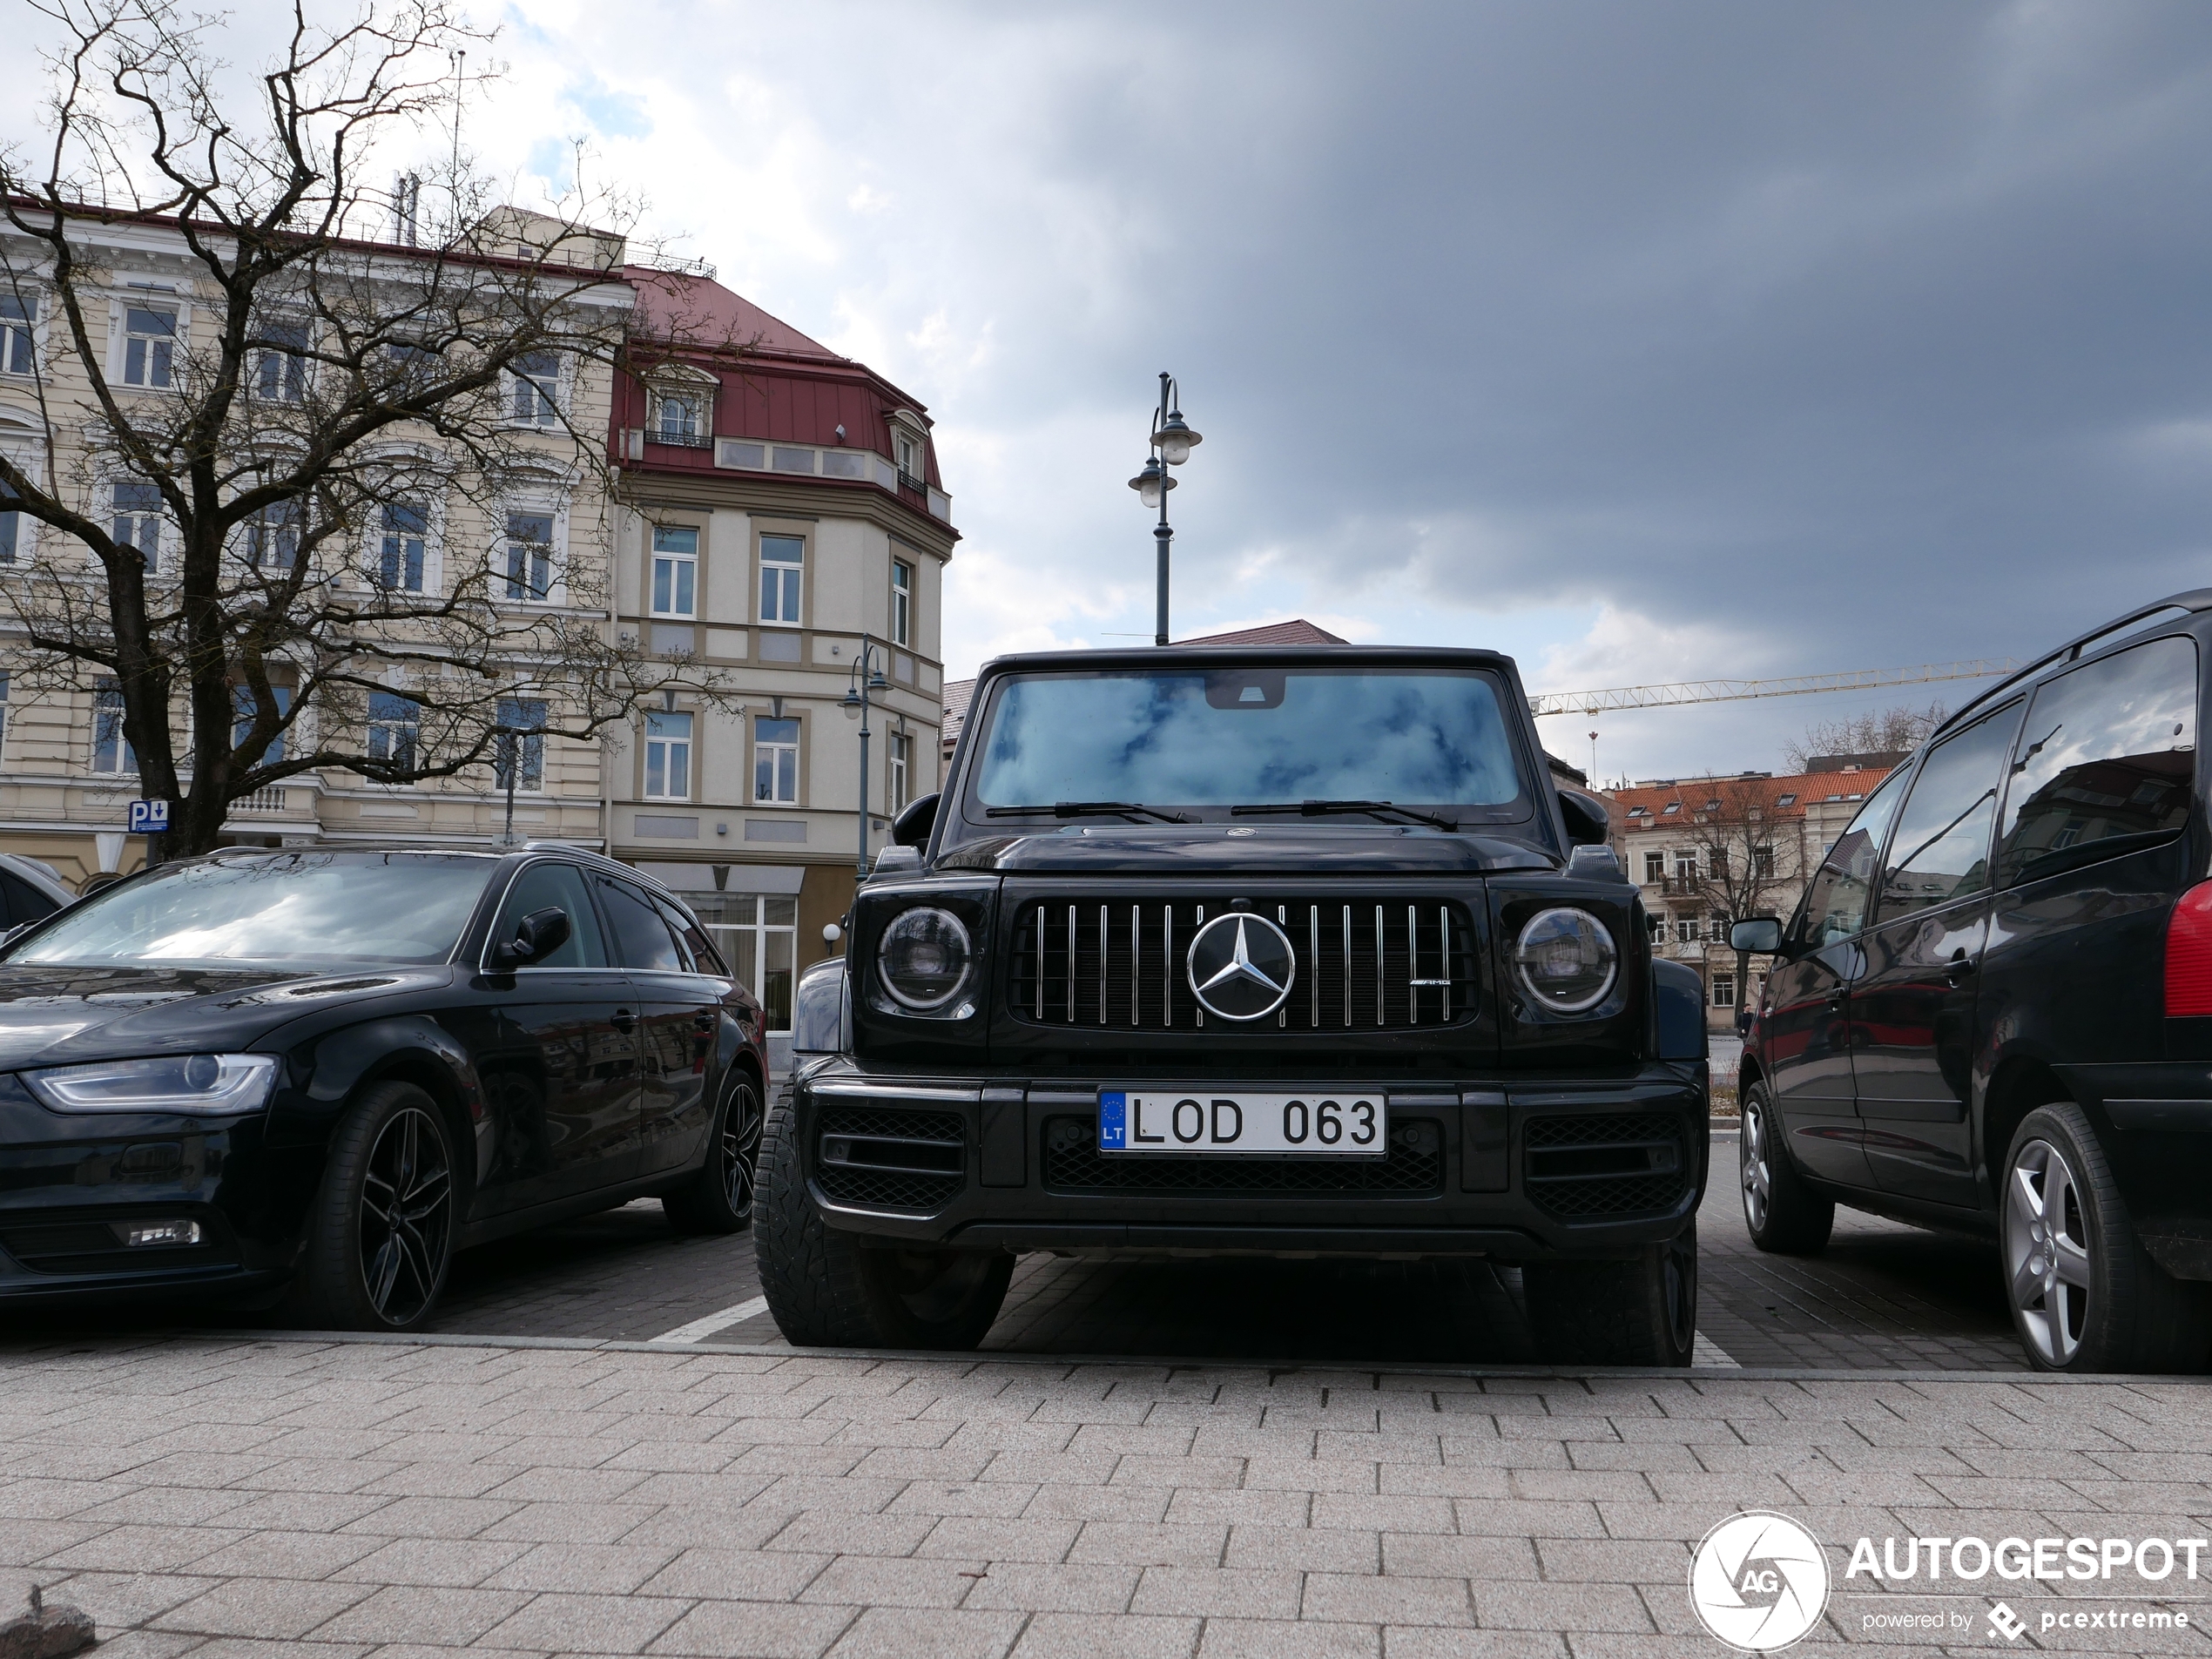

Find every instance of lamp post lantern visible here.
[841,633,891,879]
[1129,372,1201,645]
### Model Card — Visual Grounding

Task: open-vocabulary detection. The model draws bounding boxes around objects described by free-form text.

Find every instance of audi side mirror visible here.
[1557,789,1609,847]
[492,906,570,970]
[891,792,941,848]
[1729,916,1783,954]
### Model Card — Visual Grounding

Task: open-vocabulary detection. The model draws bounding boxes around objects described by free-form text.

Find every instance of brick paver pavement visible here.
[1,1334,2209,1656]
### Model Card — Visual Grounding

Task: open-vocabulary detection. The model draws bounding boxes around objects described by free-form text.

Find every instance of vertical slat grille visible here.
[1008,897,1478,1031]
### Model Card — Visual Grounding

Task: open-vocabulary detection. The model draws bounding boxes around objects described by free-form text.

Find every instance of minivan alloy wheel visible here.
[359,1105,453,1325]
[2005,1136,2092,1367]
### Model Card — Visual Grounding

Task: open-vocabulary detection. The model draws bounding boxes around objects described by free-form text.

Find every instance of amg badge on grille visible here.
[1184,913,1296,1021]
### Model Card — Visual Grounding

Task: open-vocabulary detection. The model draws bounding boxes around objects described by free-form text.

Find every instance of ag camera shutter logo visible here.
[1689,1511,1831,1652]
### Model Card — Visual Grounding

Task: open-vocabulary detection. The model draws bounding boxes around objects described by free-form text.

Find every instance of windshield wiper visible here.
[984,800,1192,825]
[1231,799,1459,832]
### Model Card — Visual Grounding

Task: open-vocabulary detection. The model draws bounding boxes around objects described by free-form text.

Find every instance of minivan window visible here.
[1793,767,1910,948]
[1875,704,2021,924]
[1997,636,2198,888]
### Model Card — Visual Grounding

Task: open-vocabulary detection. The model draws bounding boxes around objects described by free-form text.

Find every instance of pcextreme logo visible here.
[1689,1511,1831,1652]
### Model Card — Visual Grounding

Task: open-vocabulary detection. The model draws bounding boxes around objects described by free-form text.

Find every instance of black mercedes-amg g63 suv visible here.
[755,644,1710,1362]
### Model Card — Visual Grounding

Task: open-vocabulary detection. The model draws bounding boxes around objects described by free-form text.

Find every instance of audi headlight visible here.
[877,908,974,1012]
[1514,908,1619,1014]
[24,1054,279,1115]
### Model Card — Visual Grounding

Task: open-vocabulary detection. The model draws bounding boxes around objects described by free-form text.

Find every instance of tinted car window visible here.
[1997,636,2198,888]
[1793,767,1910,948]
[491,862,609,968]
[651,894,724,974]
[1875,705,2020,923]
[0,871,57,926]
[597,876,685,971]
[13,851,489,964]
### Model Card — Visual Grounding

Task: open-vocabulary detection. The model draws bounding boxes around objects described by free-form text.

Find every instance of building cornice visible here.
[617,469,959,558]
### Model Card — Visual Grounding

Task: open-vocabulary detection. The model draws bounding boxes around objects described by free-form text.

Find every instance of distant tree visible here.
[1782,701,1946,772]
[1679,777,1804,931]
[0,0,729,855]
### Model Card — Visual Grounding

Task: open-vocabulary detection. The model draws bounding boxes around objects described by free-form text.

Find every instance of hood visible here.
[934,824,1556,876]
[0,963,448,1070]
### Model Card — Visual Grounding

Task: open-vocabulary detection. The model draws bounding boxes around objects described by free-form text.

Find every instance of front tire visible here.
[1523,1223,1697,1366]
[1741,1081,1833,1254]
[755,1082,1012,1349]
[2002,1102,2209,1372]
[291,1082,457,1332]
[664,1073,763,1236]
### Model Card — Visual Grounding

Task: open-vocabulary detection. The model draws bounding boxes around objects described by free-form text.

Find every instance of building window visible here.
[1774,793,1797,808]
[367,691,420,771]
[1712,974,1736,1008]
[1675,916,1698,944]
[690,894,798,1031]
[1648,912,1666,942]
[510,351,559,426]
[1708,914,1728,941]
[644,710,692,799]
[889,730,910,813]
[496,697,546,791]
[753,715,798,804]
[1642,851,1664,884]
[379,502,427,591]
[91,679,133,773]
[122,304,176,388]
[0,671,10,759]
[894,430,921,483]
[2,293,34,374]
[246,499,300,569]
[254,319,310,402]
[112,482,162,569]
[0,475,19,565]
[1755,843,1776,877]
[1661,801,1681,816]
[651,525,698,617]
[505,510,554,600]
[759,533,803,624]
[891,557,913,647]
[1674,852,1697,883]
[650,385,710,445]
[233,685,292,765]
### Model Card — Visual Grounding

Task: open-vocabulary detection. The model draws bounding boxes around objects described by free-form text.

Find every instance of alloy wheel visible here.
[1741,1099,1771,1232]
[2005,1136,2093,1366]
[359,1105,452,1325]
[721,1082,763,1216]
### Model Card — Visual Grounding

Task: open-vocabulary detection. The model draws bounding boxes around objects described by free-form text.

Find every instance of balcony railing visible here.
[231,786,289,815]
[647,425,714,449]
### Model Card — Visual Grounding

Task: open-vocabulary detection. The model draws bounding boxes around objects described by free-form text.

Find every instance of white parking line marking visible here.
[1693,1331,1741,1368]
[652,1296,770,1344]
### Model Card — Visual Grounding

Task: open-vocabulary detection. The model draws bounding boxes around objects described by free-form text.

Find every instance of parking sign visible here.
[127,799,169,834]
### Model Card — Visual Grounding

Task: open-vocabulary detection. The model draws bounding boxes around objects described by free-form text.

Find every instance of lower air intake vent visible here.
[1523,1113,1688,1220]
[815,1106,966,1213]
[1042,1116,1442,1197]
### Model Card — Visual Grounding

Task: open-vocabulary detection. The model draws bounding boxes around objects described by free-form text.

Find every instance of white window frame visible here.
[1674,916,1698,945]
[111,293,186,390]
[374,499,434,594]
[650,524,699,618]
[889,729,910,813]
[496,696,548,792]
[244,497,303,571]
[1641,851,1664,884]
[91,678,134,774]
[0,670,10,762]
[1673,852,1697,882]
[645,370,715,447]
[759,532,804,625]
[507,351,563,428]
[110,479,165,571]
[644,709,693,800]
[753,714,799,805]
[1712,974,1737,1009]
[366,689,421,772]
[0,290,38,378]
[498,489,567,604]
[891,556,913,647]
[253,314,312,403]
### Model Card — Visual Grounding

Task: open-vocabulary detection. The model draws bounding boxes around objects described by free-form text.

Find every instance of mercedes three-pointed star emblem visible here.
[1185,911,1297,1022]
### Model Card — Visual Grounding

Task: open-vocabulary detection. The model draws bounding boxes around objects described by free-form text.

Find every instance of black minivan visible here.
[1733,591,2212,1372]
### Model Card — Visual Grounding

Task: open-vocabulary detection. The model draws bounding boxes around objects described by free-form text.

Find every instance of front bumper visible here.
[788,1058,1710,1258]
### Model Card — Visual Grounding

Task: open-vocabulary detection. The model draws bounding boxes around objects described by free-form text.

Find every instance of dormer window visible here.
[1775,793,1797,806]
[646,368,717,448]
[887,409,929,489]
[1662,802,1682,815]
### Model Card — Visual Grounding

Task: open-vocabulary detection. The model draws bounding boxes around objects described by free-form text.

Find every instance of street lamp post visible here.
[1129,372,1202,646]
[841,633,890,880]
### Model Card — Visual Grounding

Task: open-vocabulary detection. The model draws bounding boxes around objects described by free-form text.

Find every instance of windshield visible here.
[11,852,494,966]
[969,666,1528,816]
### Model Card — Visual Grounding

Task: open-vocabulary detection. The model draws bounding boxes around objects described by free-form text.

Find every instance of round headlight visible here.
[1514,907,1618,1013]
[877,907,974,1011]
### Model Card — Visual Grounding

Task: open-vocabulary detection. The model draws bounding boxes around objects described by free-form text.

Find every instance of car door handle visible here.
[1945,956,1979,982]
[692,1010,718,1033]
[611,1008,637,1033]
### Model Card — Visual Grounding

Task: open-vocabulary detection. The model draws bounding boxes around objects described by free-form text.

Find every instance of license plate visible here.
[1097,1090,1387,1157]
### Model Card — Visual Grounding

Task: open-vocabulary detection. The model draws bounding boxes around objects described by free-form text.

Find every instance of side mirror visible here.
[1557,789,1609,847]
[491,905,571,970]
[1729,916,1783,954]
[891,792,941,848]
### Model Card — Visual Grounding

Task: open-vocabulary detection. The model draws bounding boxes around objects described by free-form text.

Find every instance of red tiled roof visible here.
[1607,765,1901,826]
[1175,618,1349,647]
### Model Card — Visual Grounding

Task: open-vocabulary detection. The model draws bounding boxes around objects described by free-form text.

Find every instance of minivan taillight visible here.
[2166,881,2212,1016]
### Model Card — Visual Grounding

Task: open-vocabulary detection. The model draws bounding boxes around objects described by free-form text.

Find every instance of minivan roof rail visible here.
[1946,590,2212,731]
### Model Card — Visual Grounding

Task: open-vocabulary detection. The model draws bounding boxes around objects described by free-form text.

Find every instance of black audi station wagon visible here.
[1732,592,2212,1372]
[757,645,1713,1364]
[0,845,767,1330]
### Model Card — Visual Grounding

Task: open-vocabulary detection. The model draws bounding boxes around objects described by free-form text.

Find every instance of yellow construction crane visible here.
[1526,658,2018,718]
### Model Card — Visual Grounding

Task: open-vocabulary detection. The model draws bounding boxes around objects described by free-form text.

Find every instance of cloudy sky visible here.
[25,2,2212,784]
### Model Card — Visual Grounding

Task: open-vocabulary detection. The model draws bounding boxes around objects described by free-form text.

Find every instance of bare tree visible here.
[0,0,721,854]
[1782,702,1945,773]
[1679,777,1804,930]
